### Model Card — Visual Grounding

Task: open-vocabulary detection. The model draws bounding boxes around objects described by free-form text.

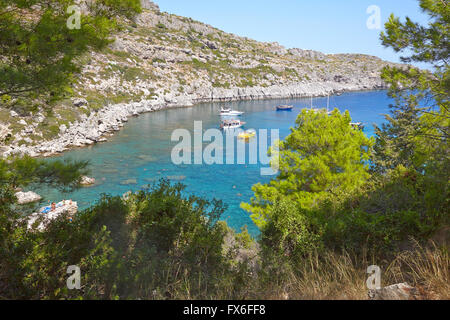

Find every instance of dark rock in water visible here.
[137,154,156,162]
[100,168,119,174]
[120,179,138,185]
[166,175,186,181]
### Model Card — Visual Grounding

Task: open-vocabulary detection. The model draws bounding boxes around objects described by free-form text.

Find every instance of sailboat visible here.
[307,94,364,129]
[310,95,333,115]
[326,95,333,115]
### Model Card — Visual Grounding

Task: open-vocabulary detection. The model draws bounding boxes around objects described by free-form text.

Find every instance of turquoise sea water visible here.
[37,90,394,236]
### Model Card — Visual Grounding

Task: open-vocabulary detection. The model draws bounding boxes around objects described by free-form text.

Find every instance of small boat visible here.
[220,119,246,130]
[276,105,294,111]
[238,129,256,141]
[220,107,244,116]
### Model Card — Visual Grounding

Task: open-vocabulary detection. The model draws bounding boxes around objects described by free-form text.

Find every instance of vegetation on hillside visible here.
[0,0,141,101]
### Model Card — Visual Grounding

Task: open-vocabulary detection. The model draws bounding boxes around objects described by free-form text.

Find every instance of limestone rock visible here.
[0,124,11,141]
[27,200,78,231]
[267,42,288,55]
[141,0,159,11]
[289,48,326,60]
[15,191,42,204]
[72,98,88,108]
[368,283,420,300]
[80,176,96,186]
[59,124,67,134]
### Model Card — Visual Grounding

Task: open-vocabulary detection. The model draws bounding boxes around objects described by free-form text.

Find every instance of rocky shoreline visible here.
[1,80,385,158]
[0,4,400,158]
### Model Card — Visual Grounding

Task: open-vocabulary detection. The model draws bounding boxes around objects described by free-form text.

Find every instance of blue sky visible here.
[156,0,430,64]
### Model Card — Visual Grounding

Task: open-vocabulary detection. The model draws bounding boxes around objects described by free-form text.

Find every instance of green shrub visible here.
[0,180,254,299]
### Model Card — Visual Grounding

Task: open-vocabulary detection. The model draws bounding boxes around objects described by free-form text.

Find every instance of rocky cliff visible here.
[0,1,403,157]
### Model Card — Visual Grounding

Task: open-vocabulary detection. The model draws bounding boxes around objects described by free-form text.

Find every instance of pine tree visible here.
[374,0,449,173]
[242,109,373,229]
[0,0,141,103]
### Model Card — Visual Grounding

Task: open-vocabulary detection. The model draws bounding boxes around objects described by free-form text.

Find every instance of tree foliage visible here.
[376,0,449,172]
[0,0,141,102]
[0,156,89,210]
[242,109,373,229]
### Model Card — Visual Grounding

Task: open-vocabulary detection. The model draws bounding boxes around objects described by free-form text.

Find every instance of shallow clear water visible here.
[37,90,393,236]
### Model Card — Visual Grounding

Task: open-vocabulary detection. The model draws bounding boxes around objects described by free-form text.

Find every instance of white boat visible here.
[220,119,246,130]
[220,107,244,116]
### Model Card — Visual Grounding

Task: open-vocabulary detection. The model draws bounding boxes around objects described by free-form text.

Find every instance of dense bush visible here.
[0,180,254,299]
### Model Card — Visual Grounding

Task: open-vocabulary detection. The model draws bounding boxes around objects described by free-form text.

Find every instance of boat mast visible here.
[327,94,329,113]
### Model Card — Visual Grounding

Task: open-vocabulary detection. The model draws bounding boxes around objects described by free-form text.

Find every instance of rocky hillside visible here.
[0,1,402,157]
